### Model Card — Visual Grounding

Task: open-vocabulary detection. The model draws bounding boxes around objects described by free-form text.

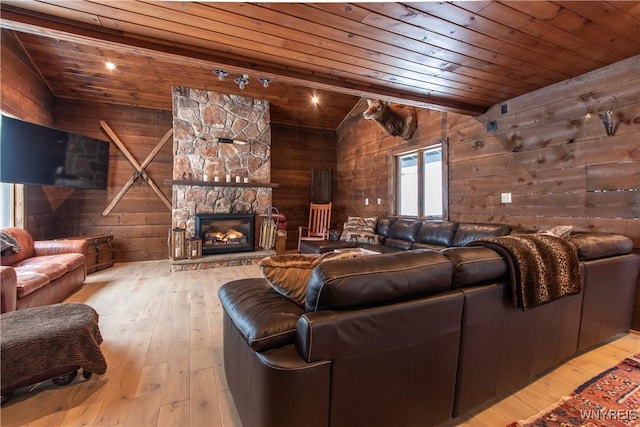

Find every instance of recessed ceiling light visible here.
[105,61,116,71]
[311,95,319,104]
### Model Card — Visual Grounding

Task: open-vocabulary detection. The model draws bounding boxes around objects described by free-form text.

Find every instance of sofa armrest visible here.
[219,278,305,352]
[0,266,17,313]
[34,239,88,257]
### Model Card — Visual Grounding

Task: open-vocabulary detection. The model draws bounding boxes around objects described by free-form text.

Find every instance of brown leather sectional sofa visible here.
[0,227,87,313]
[219,218,639,427]
[298,217,512,254]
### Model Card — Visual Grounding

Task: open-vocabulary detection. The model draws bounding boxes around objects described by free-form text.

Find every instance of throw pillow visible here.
[259,251,369,306]
[339,216,378,244]
[0,231,20,256]
[536,225,573,239]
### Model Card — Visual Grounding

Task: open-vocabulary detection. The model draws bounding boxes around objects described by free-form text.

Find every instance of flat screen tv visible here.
[0,115,110,189]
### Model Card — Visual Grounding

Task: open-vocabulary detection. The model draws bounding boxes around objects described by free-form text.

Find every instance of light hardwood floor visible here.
[1,260,638,427]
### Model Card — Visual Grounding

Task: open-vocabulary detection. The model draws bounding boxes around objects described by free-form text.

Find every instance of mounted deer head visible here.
[362,100,417,141]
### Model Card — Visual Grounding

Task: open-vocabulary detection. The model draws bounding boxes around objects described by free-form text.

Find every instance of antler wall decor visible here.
[100,121,173,216]
[598,110,615,136]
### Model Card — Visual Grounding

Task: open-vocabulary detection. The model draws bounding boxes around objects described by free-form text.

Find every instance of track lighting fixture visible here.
[235,74,249,90]
[258,77,271,88]
[212,68,271,90]
[213,69,229,81]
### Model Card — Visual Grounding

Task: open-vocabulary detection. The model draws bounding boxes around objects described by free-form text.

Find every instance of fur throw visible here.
[0,232,20,256]
[468,234,582,310]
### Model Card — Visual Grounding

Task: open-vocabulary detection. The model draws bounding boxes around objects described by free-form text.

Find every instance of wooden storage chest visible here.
[66,234,114,274]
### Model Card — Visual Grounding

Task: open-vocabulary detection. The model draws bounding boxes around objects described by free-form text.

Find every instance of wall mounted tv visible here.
[0,115,109,189]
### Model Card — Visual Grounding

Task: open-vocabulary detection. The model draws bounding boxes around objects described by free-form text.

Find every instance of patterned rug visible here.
[509,353,640,426]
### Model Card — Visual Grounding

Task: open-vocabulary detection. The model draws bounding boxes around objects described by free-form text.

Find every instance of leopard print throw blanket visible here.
[468,235,582,310]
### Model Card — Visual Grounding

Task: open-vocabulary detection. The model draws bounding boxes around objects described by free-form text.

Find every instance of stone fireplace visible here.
[169,87,274,270]
[195,213,254,255]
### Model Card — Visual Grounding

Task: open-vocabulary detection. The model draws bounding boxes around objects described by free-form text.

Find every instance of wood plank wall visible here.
[12,101,334,259]
[335,100,447,226]
[1,28,337,257]
[0,30,53,125]
[50,99,174,262]
[271,124,337,250]
[337,56,640,330]
[1,29,53,234]
[449,55,640,331]
[18,99,174,261]
[449,56,640,247]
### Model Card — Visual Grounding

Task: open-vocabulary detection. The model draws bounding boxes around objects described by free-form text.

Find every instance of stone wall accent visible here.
[171,87,272,237]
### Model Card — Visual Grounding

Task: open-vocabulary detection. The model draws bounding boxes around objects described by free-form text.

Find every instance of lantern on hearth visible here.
[188,236,202,259]
[169,227,186,260]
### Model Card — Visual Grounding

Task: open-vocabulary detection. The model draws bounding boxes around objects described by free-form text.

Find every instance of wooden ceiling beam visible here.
[0,7,487,116]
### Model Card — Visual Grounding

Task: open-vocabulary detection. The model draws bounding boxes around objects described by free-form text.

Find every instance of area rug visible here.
[508,353,640,426]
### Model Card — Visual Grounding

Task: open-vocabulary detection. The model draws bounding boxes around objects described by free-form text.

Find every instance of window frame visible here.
[392,139,448,219]
[0,111,25,228]
[0,182,24,228]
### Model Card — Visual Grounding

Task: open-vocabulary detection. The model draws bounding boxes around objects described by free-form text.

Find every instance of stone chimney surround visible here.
[170,86,273,241]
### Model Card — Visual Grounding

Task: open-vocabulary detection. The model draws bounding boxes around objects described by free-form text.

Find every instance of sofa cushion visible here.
[440,247,508,288]
[339,216,378,243]
[568,233,633,260]
[19,254,85,273]
[259,252,368,306]
[358,243,402,253]
[387,219,422,242]
[14,259,69,282]
[451,223,511,247]
[375,217,396,238]
[411,242,448,251]
[536,225,573,239]
[15,271,50,298]
[218,278,305,352]
[415,221,458,246]
[0,228,34,266]
[305,250,453,312]
[382,237,414,251]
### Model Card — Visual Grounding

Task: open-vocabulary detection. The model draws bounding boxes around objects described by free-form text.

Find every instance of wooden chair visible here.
[298,202,332,252]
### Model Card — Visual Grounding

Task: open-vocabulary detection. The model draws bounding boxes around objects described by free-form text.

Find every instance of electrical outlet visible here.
[501,193,512,203]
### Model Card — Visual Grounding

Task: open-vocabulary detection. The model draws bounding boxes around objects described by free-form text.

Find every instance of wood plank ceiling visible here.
[1,1,639,128]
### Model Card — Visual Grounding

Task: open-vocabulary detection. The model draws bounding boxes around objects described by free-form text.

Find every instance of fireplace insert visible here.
[195,213,255,255]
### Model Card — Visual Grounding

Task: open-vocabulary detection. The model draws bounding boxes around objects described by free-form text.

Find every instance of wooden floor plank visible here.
[157,399,190,427]
[1,259,638,427]
[189,368,221,427]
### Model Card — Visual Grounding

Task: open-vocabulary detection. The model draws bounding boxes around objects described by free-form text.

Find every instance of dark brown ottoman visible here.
[1,302,107,404]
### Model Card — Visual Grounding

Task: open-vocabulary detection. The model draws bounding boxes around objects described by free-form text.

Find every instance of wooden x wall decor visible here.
[100,121,173,216]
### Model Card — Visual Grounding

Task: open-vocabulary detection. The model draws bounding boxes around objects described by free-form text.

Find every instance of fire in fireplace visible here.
[195,213,255,255]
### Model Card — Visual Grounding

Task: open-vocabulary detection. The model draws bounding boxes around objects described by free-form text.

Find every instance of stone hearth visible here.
[170,250,275,271]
